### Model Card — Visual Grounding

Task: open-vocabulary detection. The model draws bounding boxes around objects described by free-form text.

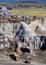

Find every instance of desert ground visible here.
[10,8,46,17]
[0,50,46,65]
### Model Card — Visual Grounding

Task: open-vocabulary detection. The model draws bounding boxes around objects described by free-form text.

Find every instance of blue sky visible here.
[0,0,46,3]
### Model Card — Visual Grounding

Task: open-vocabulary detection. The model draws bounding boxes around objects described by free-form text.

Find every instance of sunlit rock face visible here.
[35,24,46,35]
[14,22,46,51]
[0,42,10,49]
[29,20,40,32]
[0,7,14,18]
[15,22,36,43]
[0,7,10,17]
[0,31,10,50]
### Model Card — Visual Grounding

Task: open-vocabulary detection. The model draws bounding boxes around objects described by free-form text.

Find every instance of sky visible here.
[0,0,46,3]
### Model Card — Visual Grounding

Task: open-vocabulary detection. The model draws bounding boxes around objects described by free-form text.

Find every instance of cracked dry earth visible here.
[0,50,46,65]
